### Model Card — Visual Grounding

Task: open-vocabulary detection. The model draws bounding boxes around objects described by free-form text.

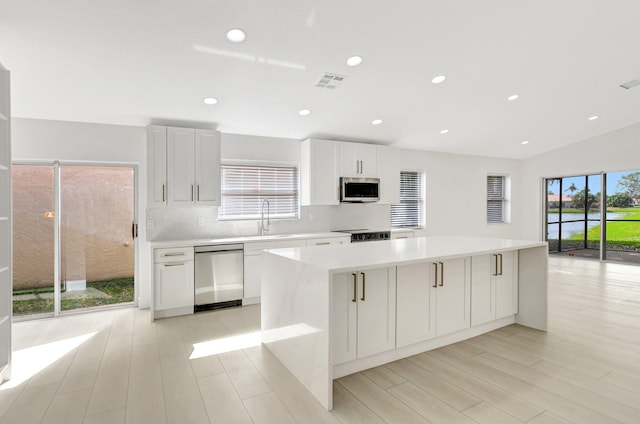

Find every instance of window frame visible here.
[487,174,510,224]
[218,160,300,221]
[391,169,425,229]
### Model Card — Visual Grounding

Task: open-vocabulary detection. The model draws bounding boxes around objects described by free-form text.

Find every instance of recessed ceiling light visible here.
[440,129,449,134]
[371,119,383,125]
[203,97,218,105]
[588,115,599,121]
[432,75,446,84]
[507,94,520,101]
[226,28,246,43]
[346,56,363,67]
[521,140,530,145]
[298,109,311,116]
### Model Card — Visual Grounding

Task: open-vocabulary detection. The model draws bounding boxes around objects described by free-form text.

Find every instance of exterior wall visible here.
[521,121,640,240]
[11,165,134,290]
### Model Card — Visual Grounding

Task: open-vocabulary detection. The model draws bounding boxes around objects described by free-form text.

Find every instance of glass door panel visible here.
[59,165,135,312]
[604,170,640,262]
[12,164,55,317]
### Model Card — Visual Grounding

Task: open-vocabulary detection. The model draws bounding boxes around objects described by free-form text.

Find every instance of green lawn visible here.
[568,208,640,249]
[13,277,134,316]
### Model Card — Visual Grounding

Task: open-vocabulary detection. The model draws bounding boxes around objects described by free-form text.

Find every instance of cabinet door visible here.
[332,272,358,364]
[357,267,396,358]
[147,126,167,207]
[194,130,221,206]
[357,144,377,178]
[301,139,339,205]
[154,261,194,310]
[339,142,359,176]
[495,251,518,319]
[377,146,399,204]
[436,258,470,336]
[471,255,494,326]
[167,127,196,206]
[397,263,436,347]
[243,254,261,299]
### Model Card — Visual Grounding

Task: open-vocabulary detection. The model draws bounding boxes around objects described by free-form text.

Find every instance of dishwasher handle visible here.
[195,244,244,253]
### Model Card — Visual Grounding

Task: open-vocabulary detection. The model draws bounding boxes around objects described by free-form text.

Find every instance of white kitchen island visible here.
[261,236,548,410]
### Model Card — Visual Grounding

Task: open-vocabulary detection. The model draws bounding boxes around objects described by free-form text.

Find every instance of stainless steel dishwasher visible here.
[194,244,244,312]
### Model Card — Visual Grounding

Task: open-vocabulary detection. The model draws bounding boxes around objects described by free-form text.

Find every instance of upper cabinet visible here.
[300,139,339,205]
[339,142,377,178]
[147,125,221,208]
[376,146,400,204]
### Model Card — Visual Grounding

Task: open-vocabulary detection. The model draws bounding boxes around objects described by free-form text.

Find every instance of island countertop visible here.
[265,235,547,273]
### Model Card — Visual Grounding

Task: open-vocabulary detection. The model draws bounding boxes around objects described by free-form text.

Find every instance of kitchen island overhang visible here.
[260,236,548,410]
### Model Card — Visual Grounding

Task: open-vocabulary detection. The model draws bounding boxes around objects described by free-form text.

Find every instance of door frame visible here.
[12,160,139,319]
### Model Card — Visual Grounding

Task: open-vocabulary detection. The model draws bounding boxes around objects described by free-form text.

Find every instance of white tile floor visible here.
[1,256,640,423]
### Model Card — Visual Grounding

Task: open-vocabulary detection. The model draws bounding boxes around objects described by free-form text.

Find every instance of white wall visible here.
[11,118,150,307]
[395,147,524,239]
[521,121,640,240]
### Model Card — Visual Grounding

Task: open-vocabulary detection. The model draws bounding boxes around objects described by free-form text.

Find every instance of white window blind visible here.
[487,175,506,223]
[219,163,299,220]
[391,171,424,228]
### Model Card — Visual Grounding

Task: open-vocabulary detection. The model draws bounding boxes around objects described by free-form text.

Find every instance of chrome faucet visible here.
[261,198,271,235]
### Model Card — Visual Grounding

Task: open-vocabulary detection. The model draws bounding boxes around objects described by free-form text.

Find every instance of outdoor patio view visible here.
[546,170,640,263]
[12,164,135,318]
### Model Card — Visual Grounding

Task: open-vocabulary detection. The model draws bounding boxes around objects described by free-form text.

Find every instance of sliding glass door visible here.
[545,170,640,263]
[12,162,136,319]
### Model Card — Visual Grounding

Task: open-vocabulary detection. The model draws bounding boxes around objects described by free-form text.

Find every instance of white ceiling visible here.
[1,0,640,159]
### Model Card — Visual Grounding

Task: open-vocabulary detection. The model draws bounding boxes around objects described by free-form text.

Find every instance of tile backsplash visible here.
[146,204,391,241]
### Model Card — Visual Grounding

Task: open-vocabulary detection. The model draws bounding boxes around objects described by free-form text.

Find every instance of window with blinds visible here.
[218,163,299,220]
[487,175,506,223]
[391,171,424,228]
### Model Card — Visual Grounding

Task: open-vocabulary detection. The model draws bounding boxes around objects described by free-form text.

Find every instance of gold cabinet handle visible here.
[162,184,166,202]
[352,273,357,302]
[439,262,444,286]
[499,253,503,276]
[493,254,499,276]
[197,185,200,201]
[433,263,438,288]
[360,272,366,301]
[164,263,185,267]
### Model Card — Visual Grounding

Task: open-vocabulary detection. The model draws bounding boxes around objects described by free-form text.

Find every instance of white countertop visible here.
[265,236,547,272]
[149,232,350,248]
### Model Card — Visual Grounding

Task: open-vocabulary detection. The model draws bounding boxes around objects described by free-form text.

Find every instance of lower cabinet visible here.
[333,267,396,364]
[471,251,518,326]
[396,258,470,348]
[153,247,194,313]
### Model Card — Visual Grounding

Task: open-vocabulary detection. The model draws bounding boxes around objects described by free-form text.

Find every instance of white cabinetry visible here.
[339,142,377,177]
[147,125,221,208]
[243,239,306,303]
[471,251,518,326]
[396,263,436,347]
[391,230,414,239]
[153,247,194,319]
[396,258,470,348]
[0,63,11,382]
[300,139,339,205]
[434,258,471,335]
[376,146,400,204]
[306,236,350,246]
[332,267,396,364]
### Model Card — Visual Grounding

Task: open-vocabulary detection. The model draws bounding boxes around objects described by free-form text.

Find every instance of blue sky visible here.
[547,170,638,196]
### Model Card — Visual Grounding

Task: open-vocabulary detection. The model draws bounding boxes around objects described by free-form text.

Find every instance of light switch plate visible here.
[198,217,205,227]
[146,219,155,231]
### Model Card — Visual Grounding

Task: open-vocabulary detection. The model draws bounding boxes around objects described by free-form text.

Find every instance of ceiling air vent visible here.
[316,73,346,89]
[620,79,640,90]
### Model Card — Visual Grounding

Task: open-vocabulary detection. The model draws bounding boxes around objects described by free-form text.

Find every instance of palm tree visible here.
[565,183,577,195]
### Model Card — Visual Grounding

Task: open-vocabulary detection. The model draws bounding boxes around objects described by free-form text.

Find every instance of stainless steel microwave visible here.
[340,177,380,203]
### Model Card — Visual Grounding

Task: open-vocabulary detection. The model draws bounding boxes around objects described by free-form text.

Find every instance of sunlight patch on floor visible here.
[0,332,97,390]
